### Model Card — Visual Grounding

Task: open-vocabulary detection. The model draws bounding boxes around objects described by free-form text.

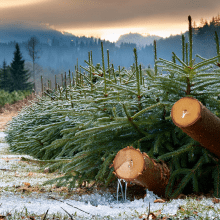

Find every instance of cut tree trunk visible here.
[171,96,220,158]
[111,146,170,197]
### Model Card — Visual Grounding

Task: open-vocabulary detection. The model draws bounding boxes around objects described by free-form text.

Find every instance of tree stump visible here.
[171,96,220,158]
[111,146,170,197]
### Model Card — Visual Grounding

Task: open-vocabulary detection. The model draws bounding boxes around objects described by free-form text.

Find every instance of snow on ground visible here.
[0,132,6,138]
[0,190,188,219]
[1,132,220,219]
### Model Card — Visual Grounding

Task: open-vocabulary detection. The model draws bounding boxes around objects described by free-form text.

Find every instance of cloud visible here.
[0,0,219,33]
[0,0,47,9]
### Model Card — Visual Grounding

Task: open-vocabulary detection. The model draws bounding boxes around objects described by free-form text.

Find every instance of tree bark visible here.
[171,96,220,158]
[112,146,170,197]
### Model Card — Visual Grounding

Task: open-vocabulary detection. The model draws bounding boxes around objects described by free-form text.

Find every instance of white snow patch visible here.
[0,191,176,219]
[0,132,7,138]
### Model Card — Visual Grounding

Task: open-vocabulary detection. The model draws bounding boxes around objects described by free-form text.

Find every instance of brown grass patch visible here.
[0,93,37,131]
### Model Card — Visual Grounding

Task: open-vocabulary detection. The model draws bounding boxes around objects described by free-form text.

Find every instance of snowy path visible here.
[0,132,220,219]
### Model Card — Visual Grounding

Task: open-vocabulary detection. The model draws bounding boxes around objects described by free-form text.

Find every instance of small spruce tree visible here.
[0,59,11,91]
[10,43,32,92]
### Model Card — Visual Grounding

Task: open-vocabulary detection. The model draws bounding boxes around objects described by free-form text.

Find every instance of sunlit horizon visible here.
[58,22,190,43]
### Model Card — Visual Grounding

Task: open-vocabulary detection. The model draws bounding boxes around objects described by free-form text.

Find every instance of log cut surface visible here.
[171,96,220,158]
[112,146,170,197]
[113,146,145,181]
[171,97,201,127]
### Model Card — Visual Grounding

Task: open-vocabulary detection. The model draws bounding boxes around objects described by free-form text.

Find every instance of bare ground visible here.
[0,93,37,131]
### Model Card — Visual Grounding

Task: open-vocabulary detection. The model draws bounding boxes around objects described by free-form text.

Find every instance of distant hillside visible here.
[116,33,162,48]
[0,15,220,76]
[0,21,96,45]
[0,22,64,44]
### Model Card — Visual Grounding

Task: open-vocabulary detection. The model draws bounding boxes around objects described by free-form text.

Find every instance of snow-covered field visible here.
[1,132,220,219]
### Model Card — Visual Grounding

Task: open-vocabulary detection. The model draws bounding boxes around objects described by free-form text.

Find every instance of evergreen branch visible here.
[170,170,194,199]
[104,80,138,95]
[88,71,137,94]
[69,155,97,172]
[131,102,164,120]
[158,142,194,161]
[191,79,220,91]
[101,42,107,94]
[212,165,220,197]
[145,69,155,79]
[121,79,136,85]
[192,155,206,175]
[193,55,219,70]
[133,48,141,97]
[195,72,220,77]
[196,54,208,61]
[152,76,186,88]
[79,65,90,74]
[182,34,185,63]
[172,52,188,67]
[164,141,174,152]
[95,153,115,181]
[156,66,184,76]
[153,133,163,155]
[20,157,71,164]
[84,60,103,76]
[156,58,185,73]
[76,70,94,86]
[188,16,193,67]
[195,66,215,73]
[127,70,136,82]
[122,103,147,136]
[74,122,125,137]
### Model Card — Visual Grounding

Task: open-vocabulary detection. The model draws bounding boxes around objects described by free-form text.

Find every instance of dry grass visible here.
[0,93,37,131]
[0,111,18,131]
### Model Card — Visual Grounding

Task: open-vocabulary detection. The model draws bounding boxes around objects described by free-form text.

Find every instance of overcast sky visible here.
[0,0,220,42]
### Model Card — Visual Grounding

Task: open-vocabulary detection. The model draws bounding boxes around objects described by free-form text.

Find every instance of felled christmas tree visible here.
[6,16,220,199]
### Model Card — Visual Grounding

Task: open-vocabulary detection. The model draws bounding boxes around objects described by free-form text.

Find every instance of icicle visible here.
[124,181,127,202]
[116,179,127,203]
[116,178,120,203]
[119,179,124,201]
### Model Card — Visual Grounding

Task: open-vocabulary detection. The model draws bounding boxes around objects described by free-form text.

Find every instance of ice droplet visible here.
[181,110,188,118]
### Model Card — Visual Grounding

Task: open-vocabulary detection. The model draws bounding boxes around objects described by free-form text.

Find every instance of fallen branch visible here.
[61,207,74,220]
[42,209,49,220]
[48,195,96,218]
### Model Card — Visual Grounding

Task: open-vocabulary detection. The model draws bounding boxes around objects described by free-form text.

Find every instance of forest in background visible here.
[0,14,220,92]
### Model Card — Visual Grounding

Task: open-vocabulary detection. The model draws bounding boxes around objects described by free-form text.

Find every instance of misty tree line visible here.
[1,14,220,93]
[1,15,220,73]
